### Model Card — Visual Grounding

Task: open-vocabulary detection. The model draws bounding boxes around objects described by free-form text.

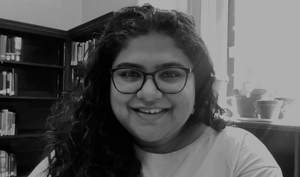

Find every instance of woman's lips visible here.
[132,108,169,122]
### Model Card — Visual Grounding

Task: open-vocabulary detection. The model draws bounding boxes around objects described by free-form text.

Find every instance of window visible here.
[228,0,300,119]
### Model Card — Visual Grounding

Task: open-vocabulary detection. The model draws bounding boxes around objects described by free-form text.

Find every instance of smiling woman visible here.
[28,4,282,177]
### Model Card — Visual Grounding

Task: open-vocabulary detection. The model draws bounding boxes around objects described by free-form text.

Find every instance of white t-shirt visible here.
[29,127,283,177]
[135,126,283,177]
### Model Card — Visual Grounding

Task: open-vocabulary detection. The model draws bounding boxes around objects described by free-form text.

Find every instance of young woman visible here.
[29,4,282,177]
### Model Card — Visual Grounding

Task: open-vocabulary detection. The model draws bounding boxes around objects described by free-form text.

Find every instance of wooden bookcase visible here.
[65,12,113,89]
[0,19,66,176]
[0,12,113,176]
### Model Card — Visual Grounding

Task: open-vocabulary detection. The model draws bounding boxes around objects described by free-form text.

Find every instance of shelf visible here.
[226,117,300,132]
[0,60,64,69]
[0,96,61,100]
[0,134,44,140]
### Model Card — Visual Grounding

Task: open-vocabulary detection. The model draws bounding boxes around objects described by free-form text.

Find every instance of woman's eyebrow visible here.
[114,62,145,70]
[158,62,185,68]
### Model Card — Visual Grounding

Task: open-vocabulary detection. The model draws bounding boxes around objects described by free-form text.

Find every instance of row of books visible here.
[0,109,16,136]
[71,39,96,66]
[0,150,16,177]
[0,35,22,62]
[0,69,18,96]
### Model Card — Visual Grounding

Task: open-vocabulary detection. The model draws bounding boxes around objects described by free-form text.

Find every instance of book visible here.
[13,37,22,62]
[2,71,7,95]
[9,153,16,176]
[0,35,7,60]
[6,72,11,96]
[0,150,6,177]
[1,109,8,136]
[10,69,15,96]
[7,111,13,136]
[5,37,12,61]
[14,72,18,96]
[0,112,2,135]
[0,72,2,95]
[11,112,15,136]
[0,151,15,177]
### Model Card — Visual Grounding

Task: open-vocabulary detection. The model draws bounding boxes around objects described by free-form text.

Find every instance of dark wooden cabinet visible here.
[232,118,300,177]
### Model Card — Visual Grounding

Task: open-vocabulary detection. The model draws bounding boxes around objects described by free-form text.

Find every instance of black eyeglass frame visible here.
[110,67,192,94]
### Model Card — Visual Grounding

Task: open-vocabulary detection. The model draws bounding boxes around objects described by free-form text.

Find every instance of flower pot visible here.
[254,100,283,119]
[232,89,266,118]
[234,95,262,117]
[275,97,294,119]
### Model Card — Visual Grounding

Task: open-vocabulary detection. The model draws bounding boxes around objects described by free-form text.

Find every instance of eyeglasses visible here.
[110,67,192,94]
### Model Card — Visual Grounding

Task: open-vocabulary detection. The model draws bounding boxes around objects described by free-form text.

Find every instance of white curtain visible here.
[188,0,229,107]
[188,0,229,81]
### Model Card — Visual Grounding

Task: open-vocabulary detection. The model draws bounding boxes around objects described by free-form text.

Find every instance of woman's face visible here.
[110,33,195,146]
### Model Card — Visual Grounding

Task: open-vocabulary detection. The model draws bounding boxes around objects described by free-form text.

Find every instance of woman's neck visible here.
[135,123,208,154]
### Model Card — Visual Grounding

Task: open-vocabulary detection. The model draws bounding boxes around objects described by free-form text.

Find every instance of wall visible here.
[0,0,82,30]
[0,0,187,30]
[82,0,137,24]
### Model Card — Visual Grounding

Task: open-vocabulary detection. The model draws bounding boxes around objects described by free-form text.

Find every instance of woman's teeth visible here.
[138,109,163,114]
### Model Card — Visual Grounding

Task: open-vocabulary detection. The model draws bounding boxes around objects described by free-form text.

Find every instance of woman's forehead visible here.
[112,33,192,70]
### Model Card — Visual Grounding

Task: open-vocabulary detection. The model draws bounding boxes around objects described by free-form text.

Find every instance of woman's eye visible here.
[160,71,181,78]
[118,70,142,78]
[123,71,140,77]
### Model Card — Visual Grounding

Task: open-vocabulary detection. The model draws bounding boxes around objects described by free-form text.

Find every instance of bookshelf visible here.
[0,11,113,176]
[65,12,113,89]
[0,18,66,176]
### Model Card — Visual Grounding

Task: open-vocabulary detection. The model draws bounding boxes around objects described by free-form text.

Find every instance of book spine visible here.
[5,37,11,61]
[6,72,11,96]
[9,153,16,176]
[10,69,14,96]
[0,35,7,60]
[0,151,6,176]
[13,37,22,62]
[7,111,12,136]
[14,73,18,96]
[2,71,7,95]
[4,152,8,177]
[0,112,2,135]
[2,109,8,136]
[0,72,3,95]
[11,112,15,135]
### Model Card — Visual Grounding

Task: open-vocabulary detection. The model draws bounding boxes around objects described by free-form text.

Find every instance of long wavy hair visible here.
[44,4,226,177]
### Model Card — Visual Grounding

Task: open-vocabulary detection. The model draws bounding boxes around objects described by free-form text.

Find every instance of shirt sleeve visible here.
[28,157,49,177]
[233,132,283,177]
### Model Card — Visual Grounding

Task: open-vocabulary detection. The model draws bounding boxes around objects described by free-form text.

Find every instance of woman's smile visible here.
[132,107,170,123]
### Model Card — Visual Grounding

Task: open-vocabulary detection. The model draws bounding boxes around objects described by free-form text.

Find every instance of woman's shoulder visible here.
[28,151,55,177]
[28,157,49,177]
[211,126,282,176]
[208,126,250,144]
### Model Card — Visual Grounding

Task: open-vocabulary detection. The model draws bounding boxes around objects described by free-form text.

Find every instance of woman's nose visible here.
[137,77,162,102]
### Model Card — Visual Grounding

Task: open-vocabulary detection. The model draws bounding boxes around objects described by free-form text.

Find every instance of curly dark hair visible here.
[44,4,226,177]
